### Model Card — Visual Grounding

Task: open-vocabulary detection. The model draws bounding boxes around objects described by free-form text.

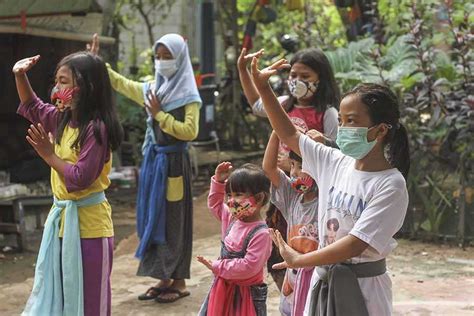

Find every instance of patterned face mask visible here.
[287,79,318,99]
[289,176,315,194]
[50,85,79,112]
[226,195,259,220]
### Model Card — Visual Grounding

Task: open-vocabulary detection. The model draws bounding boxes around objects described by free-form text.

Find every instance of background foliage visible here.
[231,0,474,242]
[111,0,473,242]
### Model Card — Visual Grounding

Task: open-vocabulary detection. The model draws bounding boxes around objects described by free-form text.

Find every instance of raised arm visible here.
[207,162,233,221]
[250,57,301,156]
[237,48,264,107]
[14,55,60,134]
[87,33,145,106]
[262,131,282,187]
[13,55,40,105]
[106,65,145,106]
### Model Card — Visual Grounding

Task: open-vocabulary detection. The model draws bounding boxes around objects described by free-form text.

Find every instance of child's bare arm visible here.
[13,55,40,104]
[270,229,368,269]
[237,48,264,107]
[262,131,281,187]
[250,57,301,156]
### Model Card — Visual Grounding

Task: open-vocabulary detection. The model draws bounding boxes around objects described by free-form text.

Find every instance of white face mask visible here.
[288,79,318,99]
[155,59,177,78]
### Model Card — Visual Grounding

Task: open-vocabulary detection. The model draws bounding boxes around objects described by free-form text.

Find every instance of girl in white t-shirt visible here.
[250,56,410,316]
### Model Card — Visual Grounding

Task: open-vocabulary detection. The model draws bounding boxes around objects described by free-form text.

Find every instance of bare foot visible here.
[155,279,173,289]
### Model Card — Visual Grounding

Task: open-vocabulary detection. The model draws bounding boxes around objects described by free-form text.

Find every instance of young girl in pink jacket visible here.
[197,162,272,316]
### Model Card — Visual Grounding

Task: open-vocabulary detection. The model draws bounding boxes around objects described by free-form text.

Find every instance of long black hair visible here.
[225,163,271,205]
[55,52,123,151]
[285,48,341,112]
[344,83,410,178]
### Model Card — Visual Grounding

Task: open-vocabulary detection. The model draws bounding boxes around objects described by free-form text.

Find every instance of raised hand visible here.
[26,123,54,160]
[237,48,264,72]
[196,256,214,272]
[215,161,233,183]
[269,228,302,269]
[86,33,100,55]
[277,153,291,172]
[144,89,161,118]
[12,55,40,75]
[250,57,291,90]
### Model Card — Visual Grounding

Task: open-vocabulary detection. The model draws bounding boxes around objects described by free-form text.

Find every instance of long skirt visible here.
[136,150,193,279]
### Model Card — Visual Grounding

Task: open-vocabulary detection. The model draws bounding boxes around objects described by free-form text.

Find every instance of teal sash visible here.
[22,191,106,316]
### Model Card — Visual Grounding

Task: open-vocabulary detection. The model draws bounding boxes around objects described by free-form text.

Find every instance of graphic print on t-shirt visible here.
[321,186,369,248]
[288,222,318,253]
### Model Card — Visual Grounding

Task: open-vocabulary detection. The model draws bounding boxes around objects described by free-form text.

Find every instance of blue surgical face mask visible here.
[336,126,378,160]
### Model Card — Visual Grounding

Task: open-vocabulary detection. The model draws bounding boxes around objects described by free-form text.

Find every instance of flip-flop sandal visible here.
[138,287,169,301]
[155,288,190,303]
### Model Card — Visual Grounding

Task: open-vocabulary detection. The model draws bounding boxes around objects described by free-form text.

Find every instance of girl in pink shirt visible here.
[197,162,272,316]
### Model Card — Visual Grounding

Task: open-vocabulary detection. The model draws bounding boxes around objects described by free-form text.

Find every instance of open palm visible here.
[86,33,100,55]
[269,228,302,269]
[250,57,290,90]
[237,48,264,71]
[215,161,232,183]
[12,55,40,75]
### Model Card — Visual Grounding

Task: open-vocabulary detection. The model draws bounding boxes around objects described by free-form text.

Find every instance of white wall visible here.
[117,0,200,73]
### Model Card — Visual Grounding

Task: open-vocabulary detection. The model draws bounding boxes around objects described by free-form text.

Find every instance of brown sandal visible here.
[138,287,168,301]
[155,288,190,303]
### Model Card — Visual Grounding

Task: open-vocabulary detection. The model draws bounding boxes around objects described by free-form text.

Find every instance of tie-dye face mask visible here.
[50,85,79,112]
[289,176,315,194]
[226,195,258,220]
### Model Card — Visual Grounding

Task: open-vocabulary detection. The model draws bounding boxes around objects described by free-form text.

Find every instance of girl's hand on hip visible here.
[86,33,100,55]
[215,161,233,183]
[197,256,214,272]
[250,57,290,90]
[12,55,40,75]
[237,48,264,72]
[26,123,54,160]
[269,228,302,269]
[145,89,161,118]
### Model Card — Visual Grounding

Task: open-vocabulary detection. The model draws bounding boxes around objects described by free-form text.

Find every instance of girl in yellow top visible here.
[13,52,123,316]
[89,33,201,303]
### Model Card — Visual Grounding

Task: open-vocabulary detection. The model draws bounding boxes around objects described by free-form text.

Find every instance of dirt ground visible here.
[1,184,473,315]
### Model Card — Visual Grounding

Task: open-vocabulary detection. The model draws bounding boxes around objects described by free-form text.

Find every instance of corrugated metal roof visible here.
[0,0,98,18]
[0,1,114,43]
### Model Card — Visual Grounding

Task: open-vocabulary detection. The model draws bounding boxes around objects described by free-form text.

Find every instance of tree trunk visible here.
[136,0,155,47]
[230,0,241,149]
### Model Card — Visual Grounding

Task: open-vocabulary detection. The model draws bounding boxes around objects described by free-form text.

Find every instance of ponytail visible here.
[387,123,410,179]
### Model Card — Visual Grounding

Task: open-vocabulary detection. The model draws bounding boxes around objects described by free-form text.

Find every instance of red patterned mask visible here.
[290,176,315,194]
[226,195,258,220]
[51,86,79,112]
